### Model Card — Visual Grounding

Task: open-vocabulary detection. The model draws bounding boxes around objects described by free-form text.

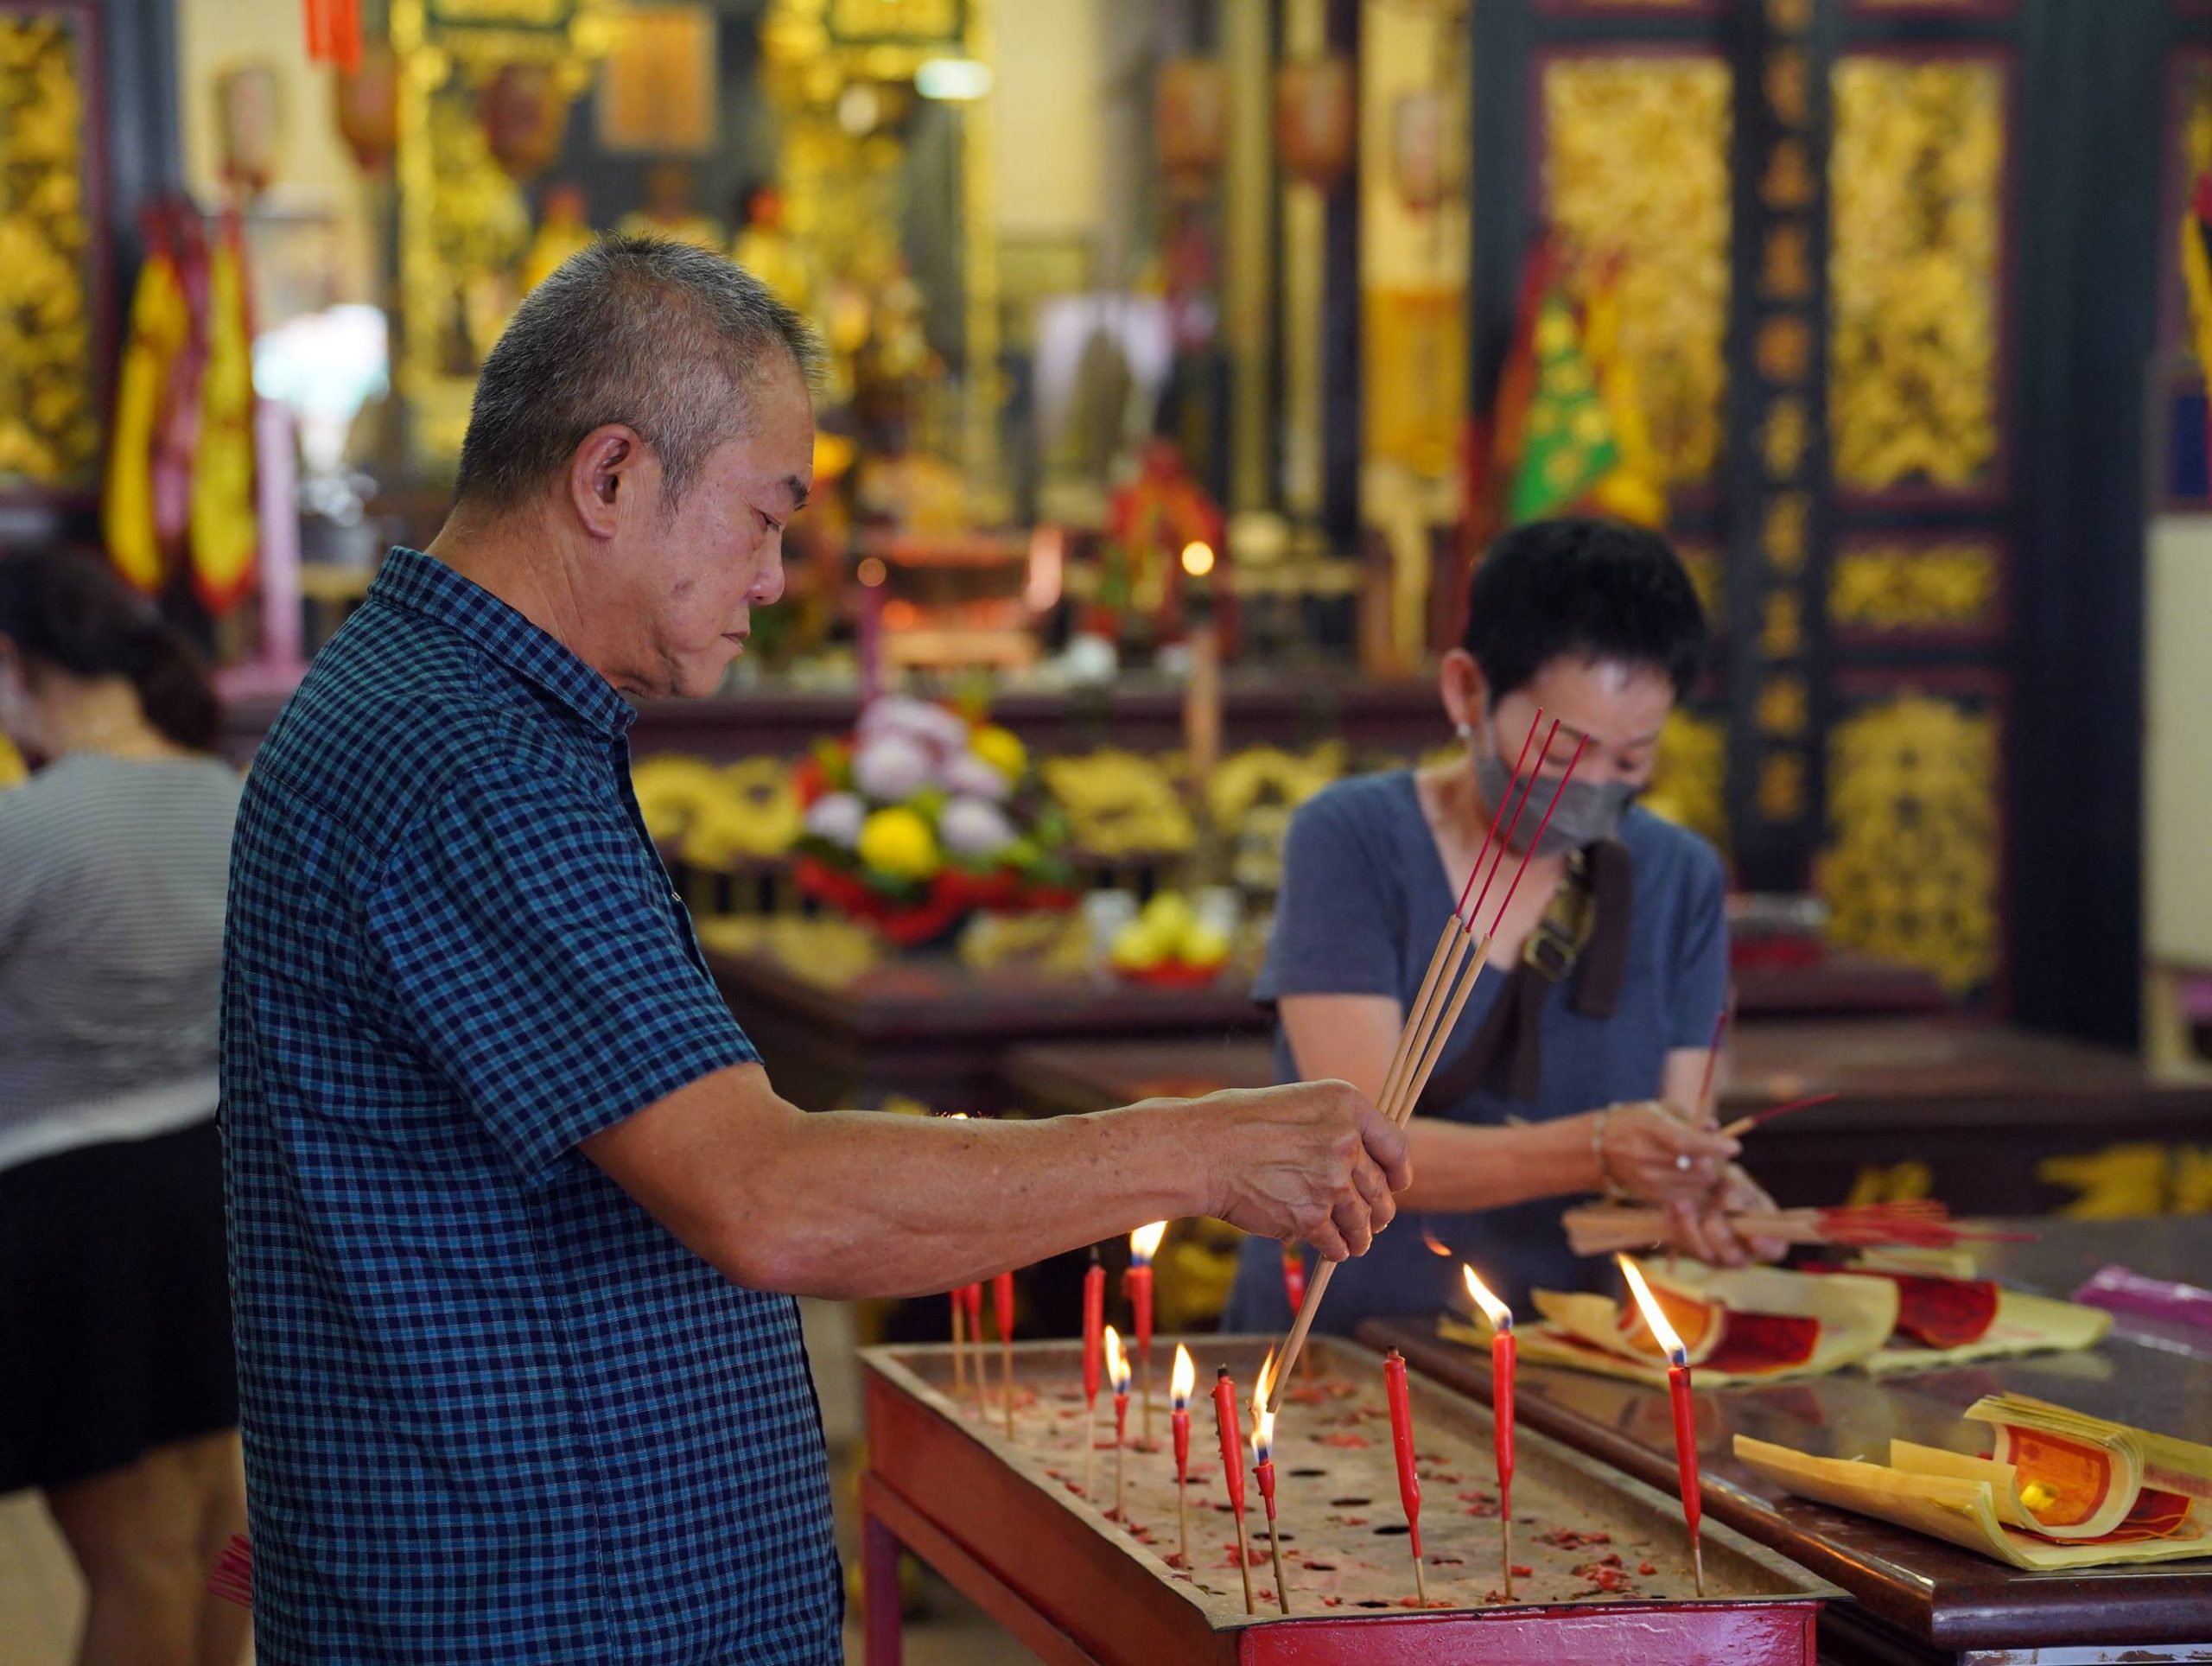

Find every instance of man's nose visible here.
[751,550,787,607]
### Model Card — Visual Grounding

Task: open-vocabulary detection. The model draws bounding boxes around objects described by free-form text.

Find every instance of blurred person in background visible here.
[0,548,247,1666]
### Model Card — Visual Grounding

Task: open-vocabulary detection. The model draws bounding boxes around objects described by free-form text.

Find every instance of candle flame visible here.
[1421,1227,1453,1258]
[1617,1254,1688,1365]
[1104,1324,1130,1394]
[1461,1264,1513,1332]
[1130,1220,1167,1265]
[1250,1349,1277,1459]
[1171,1343,1195,1407]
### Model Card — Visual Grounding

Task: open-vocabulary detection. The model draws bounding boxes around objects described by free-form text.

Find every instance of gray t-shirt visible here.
[0,751,241,1170]
[1223,770,1729,1334]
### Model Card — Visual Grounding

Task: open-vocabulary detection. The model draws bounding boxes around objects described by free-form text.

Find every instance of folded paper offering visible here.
[1808,1249,2110,1376]
[1736,1394,2212,1570]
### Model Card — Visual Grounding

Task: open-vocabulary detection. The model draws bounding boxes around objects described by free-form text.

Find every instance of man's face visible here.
[615,359,814,700]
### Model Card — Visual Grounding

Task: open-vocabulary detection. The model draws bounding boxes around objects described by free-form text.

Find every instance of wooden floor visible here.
[0,1298,1040,1665]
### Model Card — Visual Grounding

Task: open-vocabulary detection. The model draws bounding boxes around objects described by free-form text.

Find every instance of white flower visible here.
[803,792,867,848]
[941,752,1011,802]
[939,795,1016,858]
[852,734,932,803]
[859,696,969,756]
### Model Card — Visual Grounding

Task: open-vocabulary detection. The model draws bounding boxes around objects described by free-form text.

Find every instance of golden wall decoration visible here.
[1643,709,1727,854]
[1830,539,1999,632]
[1541,54,1732,486]
[1830,55,2005,493]
[0,10,98,488]
[1819,692,1997,992]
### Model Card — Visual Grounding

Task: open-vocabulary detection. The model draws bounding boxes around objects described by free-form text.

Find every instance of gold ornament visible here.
[1829,540,1999,633]
[1541,54,1731,486]
[1818,693,1998,993]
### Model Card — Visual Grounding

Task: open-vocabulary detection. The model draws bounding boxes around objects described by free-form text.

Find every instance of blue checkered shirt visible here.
[221,548,841,1663]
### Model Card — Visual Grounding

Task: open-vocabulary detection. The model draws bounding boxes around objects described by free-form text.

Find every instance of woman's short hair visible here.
[1460,517,1708,701]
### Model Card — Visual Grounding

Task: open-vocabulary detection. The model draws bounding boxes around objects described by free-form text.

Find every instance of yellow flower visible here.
[858,806,942,882]
[969,724,1027,782]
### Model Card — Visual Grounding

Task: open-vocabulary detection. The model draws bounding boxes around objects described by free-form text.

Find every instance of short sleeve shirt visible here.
[221,549,840,1664]
[1222,770,1729,1334]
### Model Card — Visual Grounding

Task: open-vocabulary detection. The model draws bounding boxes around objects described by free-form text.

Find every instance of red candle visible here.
[1128,1222,1164,1449]
[993,1270,1017,1438]
[1382,1349,1427,1606]
[1213,1365,1255,1615]
[1619,1255,1706,1597]
[1170,1345,1195,1568]
[1081,1250,1106,1499]
[1250,1354,1291,1615]
[960,1282,984,1418]
[1105,1325,1131,1525]
[1464,1265,1517,1600]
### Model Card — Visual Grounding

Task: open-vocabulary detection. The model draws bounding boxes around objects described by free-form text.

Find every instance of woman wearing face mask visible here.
[0,548,249,1666]
[1223,518,1782,1336]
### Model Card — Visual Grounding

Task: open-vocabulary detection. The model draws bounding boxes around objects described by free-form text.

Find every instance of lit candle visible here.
[1619,1254,1705,1597]
[1170,1344,1196,1569]
[1105,1325,1132,1526]
[1382,1349,1427,1606]
[1250,1351,1291,1614]
[994,1270,1017,1439]
[1128,1222,1166,1449]
[1463,1265,1517,1601]
[1213,1364,1255,1615]
[1082,1248,1105,1500]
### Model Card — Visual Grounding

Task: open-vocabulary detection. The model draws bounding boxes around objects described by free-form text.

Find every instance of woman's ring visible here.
[1675,1154,1693,1172]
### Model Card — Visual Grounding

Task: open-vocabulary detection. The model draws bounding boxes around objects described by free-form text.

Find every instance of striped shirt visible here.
[0,752,241,1173]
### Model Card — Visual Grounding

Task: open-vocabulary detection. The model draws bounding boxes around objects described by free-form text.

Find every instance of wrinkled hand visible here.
[1662,1164,1787,1268]
[1205,1080,1413,1262]
[1598,1102,1739,1205]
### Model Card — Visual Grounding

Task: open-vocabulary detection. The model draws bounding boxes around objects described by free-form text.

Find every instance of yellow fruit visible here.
[1141,891,1196,941]
[1181,925,1230,969]
[858,806,942,882]
[1110,921,1169,972]
[969,724,1027,782]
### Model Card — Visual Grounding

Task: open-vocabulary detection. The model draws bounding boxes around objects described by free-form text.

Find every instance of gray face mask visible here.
[1472,716,1638,856]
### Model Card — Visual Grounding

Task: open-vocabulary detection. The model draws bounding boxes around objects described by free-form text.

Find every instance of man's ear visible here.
[1439,648,1487,732]
[565,424,648,541]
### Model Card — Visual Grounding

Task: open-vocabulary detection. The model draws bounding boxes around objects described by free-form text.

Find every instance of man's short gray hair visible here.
[453,236,822,515]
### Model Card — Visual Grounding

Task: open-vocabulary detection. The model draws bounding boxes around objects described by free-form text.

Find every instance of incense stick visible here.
[1268,730,1589,1408]
[1718,1091,1837,1139]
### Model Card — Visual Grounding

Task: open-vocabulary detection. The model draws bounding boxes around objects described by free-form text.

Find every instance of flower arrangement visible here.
[792,696,1077,946]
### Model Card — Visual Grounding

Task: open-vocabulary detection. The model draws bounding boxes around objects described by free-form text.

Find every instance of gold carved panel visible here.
[1541,54,1732,486]
[1819,692,1998,992]
[1830,538,2000,633]
[0,10,98,488]
[1830,55,2005,493]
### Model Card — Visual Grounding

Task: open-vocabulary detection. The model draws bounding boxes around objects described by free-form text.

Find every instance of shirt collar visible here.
[366,547,635,736]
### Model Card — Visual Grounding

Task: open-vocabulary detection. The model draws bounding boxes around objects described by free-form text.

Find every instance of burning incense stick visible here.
[1268,727,1592,1408]
[1564,1198,2032,1257]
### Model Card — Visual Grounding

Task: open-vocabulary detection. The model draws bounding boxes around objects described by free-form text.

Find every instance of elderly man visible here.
[220,237,1408,1665]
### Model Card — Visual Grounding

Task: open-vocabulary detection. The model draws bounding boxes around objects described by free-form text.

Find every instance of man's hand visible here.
[1199,1080,1412,1262]
[1596,1102,1739,1205]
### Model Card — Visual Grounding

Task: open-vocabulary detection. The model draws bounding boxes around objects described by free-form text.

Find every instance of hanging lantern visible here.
[478,61,572,182]
[1274,56,1354,189]
[333,41,398,175]
[1155,59,1229,200]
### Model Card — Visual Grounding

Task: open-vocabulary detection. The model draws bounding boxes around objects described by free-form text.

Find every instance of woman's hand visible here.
[1660,1164,1787,1268]
[1593,1103,1738,1206]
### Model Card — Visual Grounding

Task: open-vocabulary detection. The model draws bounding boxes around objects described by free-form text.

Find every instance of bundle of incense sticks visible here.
[1563,1198,2035,1258]
[1268,709,1591,1406]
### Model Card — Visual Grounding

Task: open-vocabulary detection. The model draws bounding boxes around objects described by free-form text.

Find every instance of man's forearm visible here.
[725,1097,1216,1299]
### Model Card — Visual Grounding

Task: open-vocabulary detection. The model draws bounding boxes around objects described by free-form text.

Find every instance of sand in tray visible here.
[939,1366,1696,1615]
